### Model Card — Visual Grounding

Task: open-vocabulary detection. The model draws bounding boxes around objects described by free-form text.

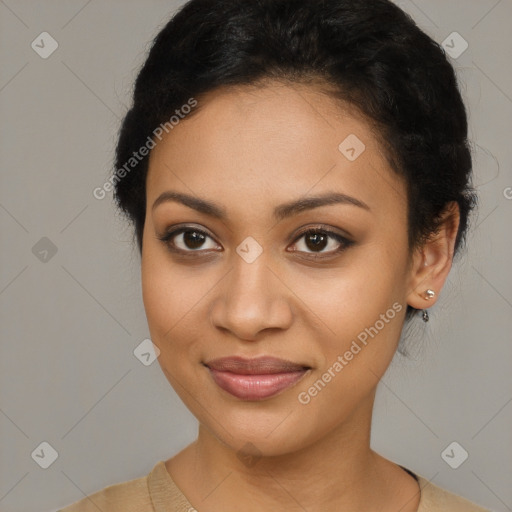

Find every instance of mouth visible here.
[203,356,312,401]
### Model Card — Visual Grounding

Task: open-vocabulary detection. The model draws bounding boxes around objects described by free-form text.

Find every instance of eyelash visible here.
[156,224,354,260]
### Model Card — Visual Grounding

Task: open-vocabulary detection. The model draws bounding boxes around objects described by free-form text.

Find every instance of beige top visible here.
[59,460,491,512]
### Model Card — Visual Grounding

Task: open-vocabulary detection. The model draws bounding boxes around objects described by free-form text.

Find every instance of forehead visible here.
[146,82,406,219]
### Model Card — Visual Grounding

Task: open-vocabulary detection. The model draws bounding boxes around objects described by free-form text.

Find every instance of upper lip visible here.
[204,356,310,375]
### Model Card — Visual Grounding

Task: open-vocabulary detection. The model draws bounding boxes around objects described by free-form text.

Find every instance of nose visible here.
[209,253,293,341]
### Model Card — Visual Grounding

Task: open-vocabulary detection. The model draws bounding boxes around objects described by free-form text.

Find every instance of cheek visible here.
[141,252,170,332]
[141,247,215,367]
[291,245,407,370]
[141,247,189,347]
[292,241,405,323]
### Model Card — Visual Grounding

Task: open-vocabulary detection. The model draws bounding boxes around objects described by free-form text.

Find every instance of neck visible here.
[165,389,419,512]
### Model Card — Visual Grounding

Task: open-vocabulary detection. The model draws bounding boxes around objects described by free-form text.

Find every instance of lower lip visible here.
[207,367,310,401]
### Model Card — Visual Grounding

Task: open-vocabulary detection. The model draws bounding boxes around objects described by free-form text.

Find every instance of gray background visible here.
[0,1,511,511]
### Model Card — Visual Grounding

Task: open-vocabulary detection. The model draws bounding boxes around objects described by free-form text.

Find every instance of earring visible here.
[424,289,435,300]
[421,289,435,322]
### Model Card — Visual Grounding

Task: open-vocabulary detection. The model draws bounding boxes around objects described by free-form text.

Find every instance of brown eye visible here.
[304,231,329,251]
[290,227,354,257]
[157,227,219,254]
[181,230,207,250]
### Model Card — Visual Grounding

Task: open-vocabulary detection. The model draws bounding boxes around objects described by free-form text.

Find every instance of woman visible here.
[60,0,491,510]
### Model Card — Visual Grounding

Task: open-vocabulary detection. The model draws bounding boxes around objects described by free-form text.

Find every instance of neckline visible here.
[148,460,195,512]
[148,460,425,512]
[399,464,420,482]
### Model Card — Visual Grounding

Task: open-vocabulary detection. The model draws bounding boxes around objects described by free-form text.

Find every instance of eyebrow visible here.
[151,190,370,221]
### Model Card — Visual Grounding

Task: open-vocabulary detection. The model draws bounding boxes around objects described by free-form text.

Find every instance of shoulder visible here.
[416,474,492,512]
[58,471,153,512]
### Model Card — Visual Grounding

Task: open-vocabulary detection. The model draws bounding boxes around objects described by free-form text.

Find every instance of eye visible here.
[157,225,220,254]
[157,224,354,258]
[289,226,354,257]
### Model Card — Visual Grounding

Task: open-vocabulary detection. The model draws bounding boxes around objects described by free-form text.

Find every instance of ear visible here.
[406,201,460,309]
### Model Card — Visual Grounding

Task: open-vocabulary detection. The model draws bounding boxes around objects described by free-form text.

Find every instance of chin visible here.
[203,404,328,457]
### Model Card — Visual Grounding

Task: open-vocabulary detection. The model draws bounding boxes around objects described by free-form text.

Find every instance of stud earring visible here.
[424,289,435,300]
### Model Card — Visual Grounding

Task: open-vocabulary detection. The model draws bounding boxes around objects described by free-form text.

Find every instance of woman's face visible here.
[142,82,416,456]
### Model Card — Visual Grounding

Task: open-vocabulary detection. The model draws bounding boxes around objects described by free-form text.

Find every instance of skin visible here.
[141,80,460,512]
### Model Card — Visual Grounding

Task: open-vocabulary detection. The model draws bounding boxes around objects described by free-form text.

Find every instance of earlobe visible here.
[405,201,460,311]
[405,246,438,310]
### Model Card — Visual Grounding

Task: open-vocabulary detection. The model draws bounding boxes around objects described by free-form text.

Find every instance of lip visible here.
[204,356,311,401]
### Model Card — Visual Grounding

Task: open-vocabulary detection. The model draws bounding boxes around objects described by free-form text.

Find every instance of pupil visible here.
[184,231,205,249]
[306,232,327,252]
